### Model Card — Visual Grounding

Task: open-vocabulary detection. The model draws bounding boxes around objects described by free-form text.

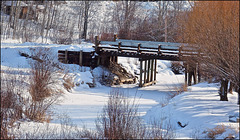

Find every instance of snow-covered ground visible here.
[1,40,239,139]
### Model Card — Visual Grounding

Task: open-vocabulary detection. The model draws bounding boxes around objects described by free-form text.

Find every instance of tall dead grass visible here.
[1,70,26,139]
[26,47,63,122]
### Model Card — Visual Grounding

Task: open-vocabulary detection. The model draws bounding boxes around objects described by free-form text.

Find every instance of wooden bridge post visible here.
[65,49,68,64]
[139,58,143,87]
[95,36,101,66]
[150,59,154,82]
[193,64,197,84]
[147,59,151,83]
[184,63,188,86]
[79,50,83,66]
[188,69,192,86]
[138,43,141,54]
[95,36,99,47]
[154,59,157,83]
[158,45,162,55]
[144,60,147,84]
[178,46,182,59]
[114,34,118,41]
[197,63,201,83]
[118,42,122,52]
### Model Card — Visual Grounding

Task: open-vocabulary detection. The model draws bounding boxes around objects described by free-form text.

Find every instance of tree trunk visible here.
[219,79,228,101]
[41,1,48,42]
[82,1,90,40]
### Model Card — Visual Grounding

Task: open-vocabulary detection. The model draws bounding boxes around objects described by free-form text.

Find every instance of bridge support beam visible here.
[184,62,199,86]
[139,58,157,87]
[139,58,143,87]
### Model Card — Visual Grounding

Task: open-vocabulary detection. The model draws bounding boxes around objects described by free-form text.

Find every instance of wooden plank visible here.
[139,59,143,87]
[147,59,151,83]
[138,43,141,54]
[79,50,83,66]
[142,81,157,87]
[118,42,122,52]
[150,59,154,82]
[184,63,188,86]
[95,36,99,46]
[154,59,157,82]
[65,50,68,64]
[158,45,162,55]
[144,60,147,84]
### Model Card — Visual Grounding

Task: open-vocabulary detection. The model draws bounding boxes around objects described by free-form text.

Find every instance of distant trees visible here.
[1,1,188,43]
[180,1,239,102]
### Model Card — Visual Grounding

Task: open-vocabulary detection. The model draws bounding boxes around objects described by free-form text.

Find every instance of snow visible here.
[1,40,239,139]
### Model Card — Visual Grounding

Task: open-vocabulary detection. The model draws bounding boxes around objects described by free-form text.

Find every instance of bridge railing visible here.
[95,35,201,60]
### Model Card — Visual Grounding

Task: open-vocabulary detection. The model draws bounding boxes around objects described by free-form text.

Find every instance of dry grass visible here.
[205,125,226,139]
[26,47,62,122]
[1,70,26,139]
[169,83,188,98]
[63,74,75,92]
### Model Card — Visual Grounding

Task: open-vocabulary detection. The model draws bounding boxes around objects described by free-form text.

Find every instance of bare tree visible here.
[180,1,239,102]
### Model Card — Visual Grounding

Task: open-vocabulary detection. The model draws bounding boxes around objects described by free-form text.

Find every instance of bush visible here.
[205,125,226,139]
[96,89,146,139]
[26,47,62,122]
[1,70,25,139]
[146,119,175,139]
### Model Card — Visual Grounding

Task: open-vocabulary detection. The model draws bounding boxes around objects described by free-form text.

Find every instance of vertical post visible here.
[197,63,201,83]
[150,59,154,82]
[114,34,117,41]
[65,49,68,64]
[95,36,99,46]
[115,56,118,63]
[118,42,122,52]
[184,63,188,86]
[95,36,99,53]
[97,56,100,66]
[158,45,162,55]
[179,46,182,59]
[139,59,143,87]
[193,64,197,84]
[188,65,193,86]
[79,50,83,66]
[144,60,147,84]
[147,59,151,83]
[138,43,141,54]
[154,59,157,82]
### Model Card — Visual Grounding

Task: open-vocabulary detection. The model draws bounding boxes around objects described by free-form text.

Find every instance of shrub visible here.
[63,74,75,92]
[146,119,175,139]
[206,125,226,139]
[96,89,146,139]
[1,70,25,139]
[26,47,62,122]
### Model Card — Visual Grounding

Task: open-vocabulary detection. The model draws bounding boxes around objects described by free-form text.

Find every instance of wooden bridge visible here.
[58,35,201,87]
